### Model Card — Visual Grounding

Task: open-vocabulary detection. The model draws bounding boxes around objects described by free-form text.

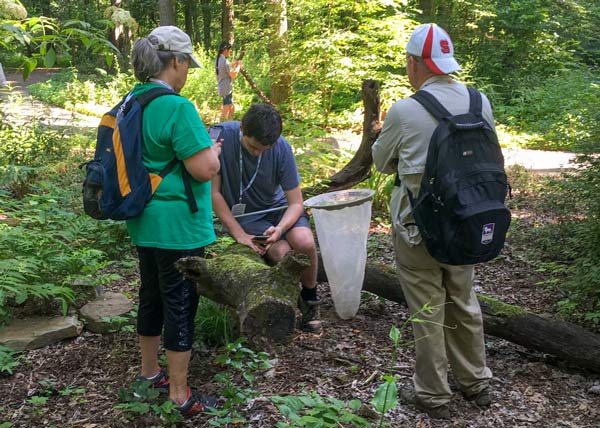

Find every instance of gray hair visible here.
[131,36,190,82]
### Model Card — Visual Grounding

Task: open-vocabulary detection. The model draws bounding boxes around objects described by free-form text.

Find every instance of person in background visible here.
[0,63,7,88]
[215,41,241,121]
[210,103,321,332]
[128,25,221,418]
[372,23,494,419]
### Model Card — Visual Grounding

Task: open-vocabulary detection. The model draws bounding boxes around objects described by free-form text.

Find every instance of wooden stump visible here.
[177,245,309,343]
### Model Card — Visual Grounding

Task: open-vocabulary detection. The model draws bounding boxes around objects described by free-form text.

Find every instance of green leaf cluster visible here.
[526,155,600,324]
[272,392,369,428]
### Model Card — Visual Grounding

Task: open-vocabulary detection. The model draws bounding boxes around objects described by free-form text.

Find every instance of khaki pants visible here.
[393,228,492,407]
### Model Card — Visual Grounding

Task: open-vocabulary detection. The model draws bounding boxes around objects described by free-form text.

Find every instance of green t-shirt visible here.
[125,83,216,249]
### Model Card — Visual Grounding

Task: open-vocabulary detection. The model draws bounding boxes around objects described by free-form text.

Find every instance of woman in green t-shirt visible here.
[127,25,221,419]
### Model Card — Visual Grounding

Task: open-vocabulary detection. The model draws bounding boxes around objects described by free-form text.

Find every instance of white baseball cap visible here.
[405,24,461,75]
[148,26,202,68]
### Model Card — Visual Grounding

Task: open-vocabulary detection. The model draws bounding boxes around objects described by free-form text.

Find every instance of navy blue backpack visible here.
[81,87,197,220]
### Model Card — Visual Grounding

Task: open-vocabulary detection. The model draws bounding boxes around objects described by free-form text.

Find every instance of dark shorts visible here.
[222,92,233,106]
[136,246,204,352]
[240,208,310,237]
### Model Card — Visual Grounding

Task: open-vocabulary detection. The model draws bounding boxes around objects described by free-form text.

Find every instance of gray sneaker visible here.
[298,297,322,332]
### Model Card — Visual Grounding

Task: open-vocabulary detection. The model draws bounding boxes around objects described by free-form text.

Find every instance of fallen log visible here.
[177,245,309,343]
[317,257,600,373]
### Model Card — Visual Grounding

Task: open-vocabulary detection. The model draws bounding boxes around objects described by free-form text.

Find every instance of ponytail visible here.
[215,41,232,77]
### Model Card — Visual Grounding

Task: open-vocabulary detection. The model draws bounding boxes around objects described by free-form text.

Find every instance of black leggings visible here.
[136,246,204,352]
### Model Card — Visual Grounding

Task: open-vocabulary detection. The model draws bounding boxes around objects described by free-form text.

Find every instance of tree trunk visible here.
[158,0,176,26]
[316,256,600,373]
[177,245,309,344]
[183,0,195,43]
[200,0,212,52]
[317,79,381,193]
[267,0,291,105]
[222,0,234,43]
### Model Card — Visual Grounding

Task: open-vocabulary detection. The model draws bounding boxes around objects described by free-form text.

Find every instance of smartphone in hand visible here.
[252,235,269,242]
[209,128,221,143]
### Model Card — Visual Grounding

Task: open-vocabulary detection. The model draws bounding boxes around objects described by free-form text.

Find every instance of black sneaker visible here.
[133,368,170,397]
[298,297,322,332]
[175,388,218,418]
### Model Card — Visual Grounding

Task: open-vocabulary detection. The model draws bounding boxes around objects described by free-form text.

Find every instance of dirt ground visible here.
[0,70,599,427]
[1,220,599,427]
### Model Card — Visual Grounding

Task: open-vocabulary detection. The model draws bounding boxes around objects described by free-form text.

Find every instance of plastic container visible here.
[304,189,374,319]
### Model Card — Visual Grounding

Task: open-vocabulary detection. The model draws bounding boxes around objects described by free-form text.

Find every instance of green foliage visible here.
[271,392,369,428]
[363,167,395,213]
[526,155,600,324]
[234,0,417,127]
[371,303,448,425]
[116,380,182,424]
[497,68,600,152]
[27,68,134,115]
[0,163,133,324]
[0,16,119,77]
[213,338,272,407]
[0,0,26,20]
[371,375,398,427]
[195,297,234,346]
[0,124,74,167]
[0,345,20,375]
[293,137,353,192]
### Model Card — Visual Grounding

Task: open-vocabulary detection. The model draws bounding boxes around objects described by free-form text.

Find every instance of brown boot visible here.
[462,387,491,408]
[400,388,451,420]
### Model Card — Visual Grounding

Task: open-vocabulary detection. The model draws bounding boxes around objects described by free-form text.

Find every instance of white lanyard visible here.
[238,140,262,204]
[149,78,174,91]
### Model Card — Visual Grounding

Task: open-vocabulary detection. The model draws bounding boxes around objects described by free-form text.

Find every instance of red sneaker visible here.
[175,387,218,418]
[134,368,170,397]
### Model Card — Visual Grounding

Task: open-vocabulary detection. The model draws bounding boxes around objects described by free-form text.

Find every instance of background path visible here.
[0,68,98,130]
[1,68,579,172]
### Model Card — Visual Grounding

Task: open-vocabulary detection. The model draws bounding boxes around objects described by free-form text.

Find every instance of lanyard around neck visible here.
[238,138,262,204]
[149,78,174,91]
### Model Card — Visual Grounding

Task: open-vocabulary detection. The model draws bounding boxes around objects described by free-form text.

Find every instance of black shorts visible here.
[136,246,204,352]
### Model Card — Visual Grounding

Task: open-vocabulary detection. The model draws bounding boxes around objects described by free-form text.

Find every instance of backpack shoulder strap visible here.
[410,90,451,122]
[136,87,178,108]
[121,87,178,115]
[467,87,483,116]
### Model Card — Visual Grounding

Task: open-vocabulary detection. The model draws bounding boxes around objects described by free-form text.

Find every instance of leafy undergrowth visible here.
[1,218,599,427]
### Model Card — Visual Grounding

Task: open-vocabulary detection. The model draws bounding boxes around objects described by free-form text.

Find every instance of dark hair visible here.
[241,104,282,146]
[215,41,233,77]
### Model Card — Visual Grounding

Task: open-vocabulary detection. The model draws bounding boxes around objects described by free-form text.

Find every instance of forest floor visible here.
[0,70,599,428]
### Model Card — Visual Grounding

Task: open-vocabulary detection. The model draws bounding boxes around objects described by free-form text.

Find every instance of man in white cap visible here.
[372,23,495,419]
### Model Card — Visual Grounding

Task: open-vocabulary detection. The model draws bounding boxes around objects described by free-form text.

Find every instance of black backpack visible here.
[407,87,511,265]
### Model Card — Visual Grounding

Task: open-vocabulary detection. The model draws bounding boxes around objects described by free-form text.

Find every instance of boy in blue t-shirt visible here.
[211,104,321,332]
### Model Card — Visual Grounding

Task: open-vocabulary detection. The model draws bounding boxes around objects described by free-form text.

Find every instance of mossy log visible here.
[176,245,309,343]
[316,255,600,373]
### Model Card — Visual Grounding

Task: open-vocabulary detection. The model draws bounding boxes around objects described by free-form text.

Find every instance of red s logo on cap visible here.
[440,40,450,54]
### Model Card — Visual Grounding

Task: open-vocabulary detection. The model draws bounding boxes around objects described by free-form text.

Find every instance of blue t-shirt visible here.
[211,121,300,227]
